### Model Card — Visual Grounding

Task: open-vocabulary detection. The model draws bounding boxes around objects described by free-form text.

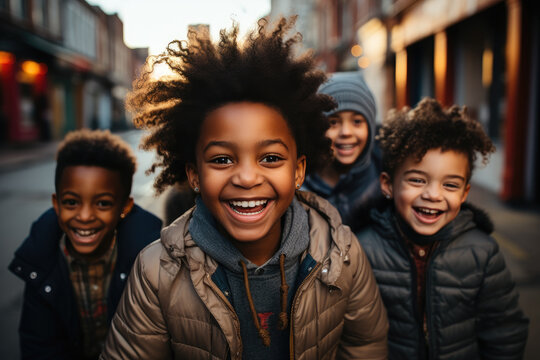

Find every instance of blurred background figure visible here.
[303,71,383,233]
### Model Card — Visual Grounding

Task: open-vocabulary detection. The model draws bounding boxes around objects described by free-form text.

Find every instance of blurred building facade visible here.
[0,0,148,143]
[270,0,539,204]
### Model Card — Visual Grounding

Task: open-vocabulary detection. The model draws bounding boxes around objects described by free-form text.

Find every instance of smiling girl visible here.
[100,17,388,360]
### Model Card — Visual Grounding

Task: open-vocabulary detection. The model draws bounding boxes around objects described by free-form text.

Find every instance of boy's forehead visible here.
[403,149,470,174]
[58,165,123,191]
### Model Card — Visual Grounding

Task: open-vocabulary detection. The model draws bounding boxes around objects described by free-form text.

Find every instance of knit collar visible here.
[189,196,310,274]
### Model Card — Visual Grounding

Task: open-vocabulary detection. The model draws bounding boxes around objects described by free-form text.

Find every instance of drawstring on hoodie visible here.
[239,253,289,347]
[277,253,289,330]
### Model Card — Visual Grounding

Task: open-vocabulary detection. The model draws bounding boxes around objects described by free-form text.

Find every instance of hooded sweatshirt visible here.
[189,197,310,359]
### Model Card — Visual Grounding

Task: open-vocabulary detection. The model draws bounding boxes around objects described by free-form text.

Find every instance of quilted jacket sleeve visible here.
[100,243,172,359]
[337,233,388,360]
[476,239,529,359]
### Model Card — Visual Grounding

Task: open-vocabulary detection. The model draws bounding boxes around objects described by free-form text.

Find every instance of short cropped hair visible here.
[378,97,495,181]
[127,17,335,193]
[55,129,137,199]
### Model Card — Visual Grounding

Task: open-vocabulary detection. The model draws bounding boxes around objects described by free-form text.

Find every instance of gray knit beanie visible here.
[318,71,376,124]
[318,71,377,164]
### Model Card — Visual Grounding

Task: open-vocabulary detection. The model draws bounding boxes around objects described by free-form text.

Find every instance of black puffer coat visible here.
[356,203,529,359]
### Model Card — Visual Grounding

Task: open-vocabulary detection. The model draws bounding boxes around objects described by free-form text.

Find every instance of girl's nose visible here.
[231,161,263,188]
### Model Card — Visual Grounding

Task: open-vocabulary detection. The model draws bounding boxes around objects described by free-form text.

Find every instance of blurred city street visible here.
[1,0,538,358]
[0,129,539,359]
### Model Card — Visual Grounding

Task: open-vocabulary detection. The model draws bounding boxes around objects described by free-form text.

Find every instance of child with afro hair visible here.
[101,17,388,360]
[357,97,528,359]
[9,129,162,360]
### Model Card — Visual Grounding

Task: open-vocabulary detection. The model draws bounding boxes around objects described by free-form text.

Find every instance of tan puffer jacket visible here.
[100,191,388,360]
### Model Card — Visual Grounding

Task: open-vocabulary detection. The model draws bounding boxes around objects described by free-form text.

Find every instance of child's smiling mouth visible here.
[413,206,444,222]
[229,199,268,215]
[70,227,101,243]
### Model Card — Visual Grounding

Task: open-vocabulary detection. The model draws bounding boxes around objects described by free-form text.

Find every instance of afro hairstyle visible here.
[378,97,495,181]
[127,16,335,193]
[55,129,137,199]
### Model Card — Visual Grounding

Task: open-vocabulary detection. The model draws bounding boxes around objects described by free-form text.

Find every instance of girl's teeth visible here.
[230,200,267,208]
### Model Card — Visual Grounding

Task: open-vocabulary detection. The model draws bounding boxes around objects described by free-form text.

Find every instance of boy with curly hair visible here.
[9,129,162,360]
[100,17,388,360]
[357,97,528,359]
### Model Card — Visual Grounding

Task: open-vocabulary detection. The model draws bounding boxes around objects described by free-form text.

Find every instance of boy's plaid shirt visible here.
[61,234,118,359]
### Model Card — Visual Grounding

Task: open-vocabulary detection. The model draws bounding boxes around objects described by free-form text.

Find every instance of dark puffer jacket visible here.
[356,203,528,359]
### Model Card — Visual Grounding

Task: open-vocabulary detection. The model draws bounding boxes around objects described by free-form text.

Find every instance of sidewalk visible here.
[0,140,59,173]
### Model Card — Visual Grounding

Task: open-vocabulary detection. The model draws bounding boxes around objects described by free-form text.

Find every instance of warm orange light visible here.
[22,61,42,76]
[357,56,370,69]
[395,50,407,108]
[434,31,447,102]
[351,44,363,57]
[0,51,15,65]
[482,48,493,88]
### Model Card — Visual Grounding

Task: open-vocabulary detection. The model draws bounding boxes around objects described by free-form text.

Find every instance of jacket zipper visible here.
[204,274,243,360]
[424,243,440,360]
[289,262,322,360]
[395,234,427,358]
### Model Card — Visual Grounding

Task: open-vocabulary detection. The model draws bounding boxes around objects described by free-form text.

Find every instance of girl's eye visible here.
[211,156,232,165]
[328,119,339,126]
[261,154,282,163]
[353,118,365,125]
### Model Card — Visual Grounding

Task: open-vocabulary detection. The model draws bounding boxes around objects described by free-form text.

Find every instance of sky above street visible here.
[86,0,271,55]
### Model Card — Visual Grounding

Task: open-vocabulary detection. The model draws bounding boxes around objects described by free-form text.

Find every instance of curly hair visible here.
[378,97,495,181]
[127,17,334,193]
[55,129,137,199]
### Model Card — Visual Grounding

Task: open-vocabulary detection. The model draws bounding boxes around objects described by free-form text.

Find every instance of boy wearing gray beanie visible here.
[303,71,382,232]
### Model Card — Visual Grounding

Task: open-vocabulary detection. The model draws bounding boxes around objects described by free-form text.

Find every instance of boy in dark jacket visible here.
[357,97,528,359]
[303,71,382,232]
[9,129,162,360]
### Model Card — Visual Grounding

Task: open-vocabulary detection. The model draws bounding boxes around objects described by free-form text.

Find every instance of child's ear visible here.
[52,194,59,215]
[294,155,307,189]
[185,163,200,192]
[380,172,393,198]
[121,197,134,219]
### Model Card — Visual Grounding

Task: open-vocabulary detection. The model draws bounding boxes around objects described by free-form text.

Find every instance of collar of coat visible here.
[159,190,353,288]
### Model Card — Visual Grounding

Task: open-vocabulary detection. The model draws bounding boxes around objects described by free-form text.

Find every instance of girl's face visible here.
[187,102,305,253]
[380,148,471,236]
[325,110,369,166]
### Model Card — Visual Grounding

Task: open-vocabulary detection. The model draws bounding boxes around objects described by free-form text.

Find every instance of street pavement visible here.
[0,130,538,358]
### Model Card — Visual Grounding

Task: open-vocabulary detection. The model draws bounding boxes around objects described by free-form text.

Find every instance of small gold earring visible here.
[296,184,300,189]
[194,186,199,193]
[120,213,125,219]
